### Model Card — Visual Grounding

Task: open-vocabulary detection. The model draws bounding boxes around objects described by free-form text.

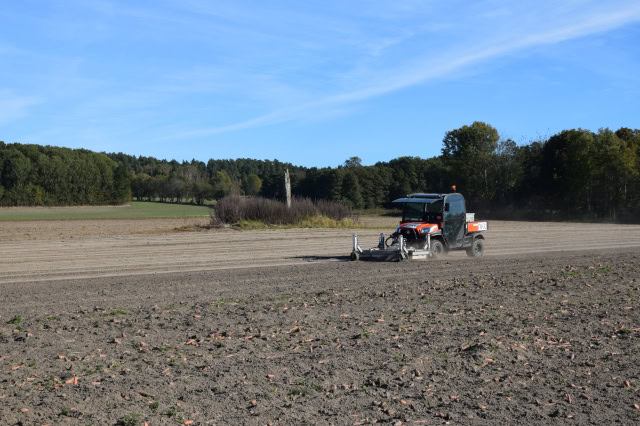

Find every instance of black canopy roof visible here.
[391,193,462,204]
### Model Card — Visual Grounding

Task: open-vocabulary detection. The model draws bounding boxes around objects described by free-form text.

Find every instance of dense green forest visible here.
[2,123,639,221]
[0,142,130,206]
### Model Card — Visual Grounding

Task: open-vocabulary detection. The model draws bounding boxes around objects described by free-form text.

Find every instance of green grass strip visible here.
[0,201,212,221]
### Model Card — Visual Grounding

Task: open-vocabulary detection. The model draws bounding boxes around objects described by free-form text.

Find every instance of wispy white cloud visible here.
[0,90,43,125]
[163,1,640,139]
[0,42,27,56]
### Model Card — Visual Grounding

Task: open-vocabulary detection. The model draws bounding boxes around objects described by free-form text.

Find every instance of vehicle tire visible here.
[431,239,445,258]
[466,238,484,257]
[351,251,360,261]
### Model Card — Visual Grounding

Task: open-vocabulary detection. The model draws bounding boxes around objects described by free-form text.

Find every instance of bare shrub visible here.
[212,196,353,226]
[314,198,353,221]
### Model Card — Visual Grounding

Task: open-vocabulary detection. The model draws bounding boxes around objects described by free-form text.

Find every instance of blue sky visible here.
[1,1,639,167]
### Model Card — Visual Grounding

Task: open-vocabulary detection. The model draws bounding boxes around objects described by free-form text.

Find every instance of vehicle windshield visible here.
[402,203,424,222]
[402,200,443,222]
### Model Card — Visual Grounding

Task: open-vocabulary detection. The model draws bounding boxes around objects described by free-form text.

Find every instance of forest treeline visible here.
[0,142,131,206]
[1,122,639,221]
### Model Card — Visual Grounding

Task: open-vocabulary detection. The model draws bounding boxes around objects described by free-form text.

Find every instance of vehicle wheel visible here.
[351,251,360,261]
[466,238,484,257]
[431,240,445,258]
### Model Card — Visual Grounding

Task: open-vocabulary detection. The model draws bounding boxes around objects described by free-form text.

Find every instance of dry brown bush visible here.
[211,196,352,226]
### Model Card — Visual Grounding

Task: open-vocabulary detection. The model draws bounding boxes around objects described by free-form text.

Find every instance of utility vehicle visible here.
[352,192,487,261]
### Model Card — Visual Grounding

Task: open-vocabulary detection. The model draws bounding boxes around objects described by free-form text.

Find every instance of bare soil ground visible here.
[3,219,640,284]
[1,218,640,424]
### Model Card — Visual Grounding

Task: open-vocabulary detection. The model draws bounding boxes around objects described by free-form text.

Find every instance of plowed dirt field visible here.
[1,218,640,424]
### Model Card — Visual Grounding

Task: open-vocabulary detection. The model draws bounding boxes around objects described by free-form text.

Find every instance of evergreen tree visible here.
[341,172,364,208]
